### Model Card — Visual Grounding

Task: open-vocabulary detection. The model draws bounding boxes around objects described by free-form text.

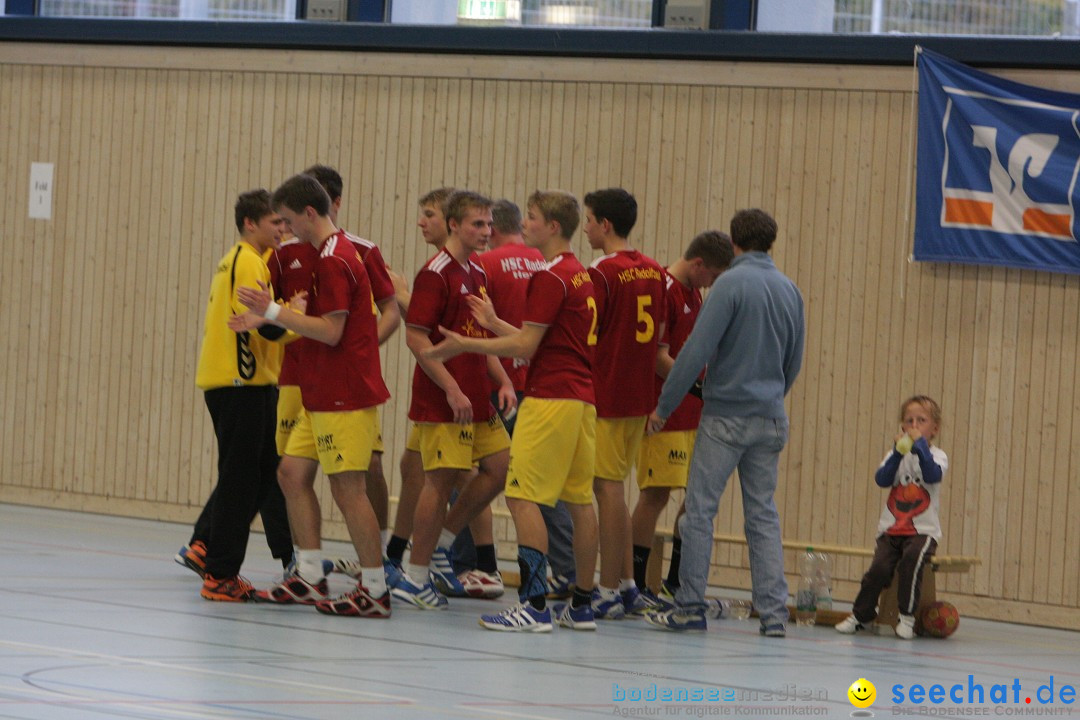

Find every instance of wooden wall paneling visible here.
[1054,287,1080,608]
[571,83,591,205]
[667,84,693,260]
[1010,272,1045,604]
[0,66,14,488]
[14,68,37,489]
[1065,303,1080,607]
[1022,273,1052,603]
[40,65,63,493]
[1044,276,1071,605]
[595,83,615,191]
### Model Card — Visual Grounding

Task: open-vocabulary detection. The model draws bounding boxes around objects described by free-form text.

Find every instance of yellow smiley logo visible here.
[848,678,876,709]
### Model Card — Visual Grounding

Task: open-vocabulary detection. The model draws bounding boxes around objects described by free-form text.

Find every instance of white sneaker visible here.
[459,569,505,599]
[835,614,864,634]
[895,613,916,639]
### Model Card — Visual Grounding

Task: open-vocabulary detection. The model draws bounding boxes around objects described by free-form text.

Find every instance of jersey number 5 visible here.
[635,295,655,343]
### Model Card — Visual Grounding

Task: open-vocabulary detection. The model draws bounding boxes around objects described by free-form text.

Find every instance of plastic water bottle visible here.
[814,551,833,612]
[795,574,817,625]
[795,547,817,625]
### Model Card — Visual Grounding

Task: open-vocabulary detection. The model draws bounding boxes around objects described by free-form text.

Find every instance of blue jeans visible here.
[675,415,790,628]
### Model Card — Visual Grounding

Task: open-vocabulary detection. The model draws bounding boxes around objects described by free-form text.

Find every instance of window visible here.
[39,0,295,19]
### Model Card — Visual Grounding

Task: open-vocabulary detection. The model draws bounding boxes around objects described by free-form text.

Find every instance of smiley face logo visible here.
[848,678,876,708]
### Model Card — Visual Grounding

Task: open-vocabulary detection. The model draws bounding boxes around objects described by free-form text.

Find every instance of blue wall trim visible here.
[1,17,1079,70]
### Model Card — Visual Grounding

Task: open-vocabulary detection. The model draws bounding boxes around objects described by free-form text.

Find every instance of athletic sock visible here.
[437,528,456,550]
[476,544,498,573]
[361,567,387,597]
[386,535,408,564]
[407,563,428,586]
[380,528,391,552]
[666,536,683,589]
[571,586,592,609]
[632,544,651,588]
[618,578,637,593]
[296,548,326,582]
[517,545,548,609]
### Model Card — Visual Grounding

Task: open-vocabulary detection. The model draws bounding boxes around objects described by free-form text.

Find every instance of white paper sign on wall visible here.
[30,162,54,221]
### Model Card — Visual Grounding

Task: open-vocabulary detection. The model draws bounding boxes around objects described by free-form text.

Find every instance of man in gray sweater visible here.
[643,208,805,636]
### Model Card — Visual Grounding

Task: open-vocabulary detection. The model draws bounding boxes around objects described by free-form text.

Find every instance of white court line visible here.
[0,683,240,720]
[0,639,413,704]
[462,704,569,720]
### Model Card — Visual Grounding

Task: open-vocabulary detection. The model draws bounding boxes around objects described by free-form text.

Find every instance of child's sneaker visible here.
[547,571,575,599]
[895,613,916,639]
[591,589,626,620]
[316,585,391,618]
[174,541,207,578]
[479,602,553,633]
[835,614,864,634]
[642,605,707,631]
[430,547,468,597]
[383,558,405,588]
[622,586,651,616]
[253,574,328,605]
[554,601,597,631]
[200,574,255,602]
[459,569,504,599]
[759,623,787,638]
[390,573,448,610]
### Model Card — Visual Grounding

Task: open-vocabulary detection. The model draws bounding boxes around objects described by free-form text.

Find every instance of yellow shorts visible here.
[594,415,648,481]
[284,406,380,475]
[405,423,421,454]
[276,385,305,457]
[417,414,510,471]
[373,407,384,454]
[506,398,596,506]
[636,429,696,489]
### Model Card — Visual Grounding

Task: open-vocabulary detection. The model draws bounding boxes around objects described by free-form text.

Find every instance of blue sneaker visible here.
[390,573,448,610]
[383,558,404,588]
[591,589,626,620]
[547,571,576,599]
[638,588,674,613]
[622,586,653,617]
[430,546,468,597]
[759,623,786,638]
[554,601,597,631]
[642,605,708,632]
[479,602,553,633]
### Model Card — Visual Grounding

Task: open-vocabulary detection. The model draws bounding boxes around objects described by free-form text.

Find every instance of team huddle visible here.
[181,163,815,635]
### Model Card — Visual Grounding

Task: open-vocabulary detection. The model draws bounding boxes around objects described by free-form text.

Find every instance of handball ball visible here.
[919,601,959,638]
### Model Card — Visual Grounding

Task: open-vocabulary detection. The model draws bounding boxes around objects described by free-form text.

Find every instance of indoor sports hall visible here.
[2,2,1079,718]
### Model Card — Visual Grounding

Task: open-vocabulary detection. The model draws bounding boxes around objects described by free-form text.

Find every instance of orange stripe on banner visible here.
[944,198,993,226]
[1022,209,1072,238]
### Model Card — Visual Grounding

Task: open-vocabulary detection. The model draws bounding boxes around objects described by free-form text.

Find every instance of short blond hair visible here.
[900,395,942,427]
[527,189,580,239]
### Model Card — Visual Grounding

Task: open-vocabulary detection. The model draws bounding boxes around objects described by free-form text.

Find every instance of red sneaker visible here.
[315,585,391,618]
[253,574,328,605]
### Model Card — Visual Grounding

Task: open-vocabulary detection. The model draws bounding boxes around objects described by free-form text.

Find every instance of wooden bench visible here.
[648,528,980,627]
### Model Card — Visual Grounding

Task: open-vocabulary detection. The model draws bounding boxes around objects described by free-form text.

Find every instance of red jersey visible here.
[298,230,390,412]
[406,248,495,423]
[522,252,594,403]
[268,239,318,387]
[655,270,704,431]
[478,242,547,391]
[588,249,666,418]
[346,232,396,306]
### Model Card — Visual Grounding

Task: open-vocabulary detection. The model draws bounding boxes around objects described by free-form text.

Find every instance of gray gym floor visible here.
[1,504,1077,720]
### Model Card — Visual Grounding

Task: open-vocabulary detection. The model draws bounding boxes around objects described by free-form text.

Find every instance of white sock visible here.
[619,578,637,593]
[407,563,429,586]
[597,585,618,600]
[362,567,387,597]
[437,528,456,550]
[296,548,325,582]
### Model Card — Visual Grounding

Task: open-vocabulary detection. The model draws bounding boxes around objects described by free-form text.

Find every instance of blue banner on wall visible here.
[915,48,1080,275]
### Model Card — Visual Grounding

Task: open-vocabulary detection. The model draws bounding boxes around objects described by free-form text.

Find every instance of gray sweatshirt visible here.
[657,252,805,420]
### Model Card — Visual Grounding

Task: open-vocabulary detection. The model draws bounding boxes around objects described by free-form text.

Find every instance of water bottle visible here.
[795,547,817,625]
[814,551,833,612]
[795,574,817,625]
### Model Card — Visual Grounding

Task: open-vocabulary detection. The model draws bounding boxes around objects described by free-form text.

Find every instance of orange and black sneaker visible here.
[200,574,255,602]
[253,574,328,605]
[315,584,391,618]
[175,541,207,578]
